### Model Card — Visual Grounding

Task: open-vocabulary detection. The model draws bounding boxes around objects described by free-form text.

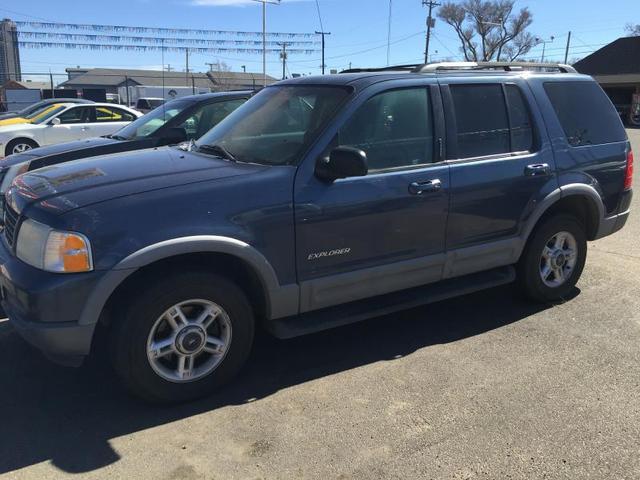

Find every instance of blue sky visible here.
[2,0,638,81]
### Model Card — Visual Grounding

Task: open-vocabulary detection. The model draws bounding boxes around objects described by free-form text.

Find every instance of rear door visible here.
[294,82,450,312]
[440,78,557,278]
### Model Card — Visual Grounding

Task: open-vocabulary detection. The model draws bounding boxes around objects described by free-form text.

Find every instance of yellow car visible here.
[0,104,66,126]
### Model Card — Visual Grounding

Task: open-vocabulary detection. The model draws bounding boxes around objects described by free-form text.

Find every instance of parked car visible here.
[135,97,164,114]
[0,103,141,158]
[0,62,632,403]
[0,92,251,219]
[0,98,93,122]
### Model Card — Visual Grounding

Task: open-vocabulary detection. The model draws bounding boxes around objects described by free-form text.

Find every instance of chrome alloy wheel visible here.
[12,143,32,154]
[146,299,232,383]
[539,231,578,288]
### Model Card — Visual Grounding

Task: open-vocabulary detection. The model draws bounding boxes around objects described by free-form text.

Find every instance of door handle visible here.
[524,163,551,177]
[81,126,90,131]
[409,179,442,195]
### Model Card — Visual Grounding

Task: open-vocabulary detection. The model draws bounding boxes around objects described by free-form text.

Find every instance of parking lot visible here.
[0,129,637,480]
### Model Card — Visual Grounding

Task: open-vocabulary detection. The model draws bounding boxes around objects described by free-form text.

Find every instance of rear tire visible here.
[517,214,587,303]
[109,271,254,404]
[6,138,38,156]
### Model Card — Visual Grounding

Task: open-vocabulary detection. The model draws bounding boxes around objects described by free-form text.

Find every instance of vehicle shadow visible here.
[0,284,573,475]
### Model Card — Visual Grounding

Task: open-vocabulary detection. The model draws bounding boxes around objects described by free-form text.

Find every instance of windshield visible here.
[25,104,57,120]
[196,85,351,166]
[32,105,68,124]
[116,99,189,140]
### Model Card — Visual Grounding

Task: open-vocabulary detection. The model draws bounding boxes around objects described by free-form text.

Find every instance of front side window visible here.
[337,88,434,172]
[197,86,351,165]
[544,81,626,147]
[57,106,90,124]
[175,99,246,140]
[450,84,510,158]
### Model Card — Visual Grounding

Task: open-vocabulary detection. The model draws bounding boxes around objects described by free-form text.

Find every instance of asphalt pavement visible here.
[0,130,639,480]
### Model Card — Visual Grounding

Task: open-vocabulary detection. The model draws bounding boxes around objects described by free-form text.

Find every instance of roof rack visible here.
[413,61,577,73]
[339,64,421,74]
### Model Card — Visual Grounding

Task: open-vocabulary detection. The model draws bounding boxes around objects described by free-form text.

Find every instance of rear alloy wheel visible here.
[110,272,254,403]
[517,214,587,302]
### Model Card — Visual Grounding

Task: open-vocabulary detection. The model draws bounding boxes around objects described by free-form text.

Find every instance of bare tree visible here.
[438,0,535,61]
[625,23,640,36]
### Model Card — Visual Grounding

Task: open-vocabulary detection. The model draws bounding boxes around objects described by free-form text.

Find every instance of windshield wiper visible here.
[196,143,237,162]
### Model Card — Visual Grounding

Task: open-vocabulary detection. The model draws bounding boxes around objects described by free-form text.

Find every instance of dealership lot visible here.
[0,129,638,479]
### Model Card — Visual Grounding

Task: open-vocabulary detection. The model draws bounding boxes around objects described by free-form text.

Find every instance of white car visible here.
[0,103,141,158]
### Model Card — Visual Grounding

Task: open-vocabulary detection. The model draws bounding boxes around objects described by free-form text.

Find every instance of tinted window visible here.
[505,85,534,152]
[338,88,434,171]
[544,81,626,147]
[450,84,509,158]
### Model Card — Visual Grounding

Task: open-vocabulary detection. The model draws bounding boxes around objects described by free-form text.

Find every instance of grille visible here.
[4,203,19,248]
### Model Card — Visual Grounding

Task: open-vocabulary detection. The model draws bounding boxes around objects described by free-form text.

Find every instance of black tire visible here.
[110,271,254,404]
[6,138,38,157]
[517,214,587,303]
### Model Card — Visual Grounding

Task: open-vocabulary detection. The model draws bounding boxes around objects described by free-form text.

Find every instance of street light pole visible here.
[251,0,281,86]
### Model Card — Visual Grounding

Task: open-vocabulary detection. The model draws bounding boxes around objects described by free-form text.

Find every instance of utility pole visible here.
[185,48,189,82]
[206,62,216,72]
[166,64,173,72]
[387,0,393,65]
[251,0,281,87]
[422,0,440,64]
[241,65,246,73]
[278,42,289,80]
[564,31,572,64]
[315,30,331,74]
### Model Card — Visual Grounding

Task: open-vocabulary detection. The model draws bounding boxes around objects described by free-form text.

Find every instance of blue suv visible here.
[0,62,633,402]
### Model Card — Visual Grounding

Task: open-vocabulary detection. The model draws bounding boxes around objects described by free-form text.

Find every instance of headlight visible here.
[16,219,93,273]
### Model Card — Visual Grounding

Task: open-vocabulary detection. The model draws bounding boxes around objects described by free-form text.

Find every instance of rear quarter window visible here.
[544,81,626,147]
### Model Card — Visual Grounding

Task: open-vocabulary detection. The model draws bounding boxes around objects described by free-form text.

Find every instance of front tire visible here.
[517,214,587,303]
[110,272,254,403]
[6,138,38,156]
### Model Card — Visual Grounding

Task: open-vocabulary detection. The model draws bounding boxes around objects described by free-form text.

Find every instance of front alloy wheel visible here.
[12,142,33,154]
[147,299,232,383]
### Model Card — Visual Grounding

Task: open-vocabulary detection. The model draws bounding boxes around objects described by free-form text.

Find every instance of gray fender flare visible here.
[78,236,299,326]
[519,183,605,252]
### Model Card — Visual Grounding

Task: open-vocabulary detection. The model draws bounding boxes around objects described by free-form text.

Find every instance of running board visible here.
[267,265,516,339]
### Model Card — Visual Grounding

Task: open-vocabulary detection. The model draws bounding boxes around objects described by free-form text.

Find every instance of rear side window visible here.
[450,84,510,158]
[544,81,626,147]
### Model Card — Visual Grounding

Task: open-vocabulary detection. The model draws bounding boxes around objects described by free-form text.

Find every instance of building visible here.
[0,19,21,84]
[59,67,276,96]
[574,36,640,125]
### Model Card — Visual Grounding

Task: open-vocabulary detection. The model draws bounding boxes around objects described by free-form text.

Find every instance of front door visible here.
[295,85,450,312]
[45,105,93,144]
[440,79,557,278]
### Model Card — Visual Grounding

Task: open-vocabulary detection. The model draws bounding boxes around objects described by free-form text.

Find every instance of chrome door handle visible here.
[524,163,551,177]
[409,179,442,195]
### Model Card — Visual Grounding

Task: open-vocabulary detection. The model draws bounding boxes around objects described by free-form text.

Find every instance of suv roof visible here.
[278,61,587,90]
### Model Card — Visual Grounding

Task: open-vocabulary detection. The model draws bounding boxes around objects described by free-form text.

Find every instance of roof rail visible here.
[340,64,421,74]
[413,61,577,74]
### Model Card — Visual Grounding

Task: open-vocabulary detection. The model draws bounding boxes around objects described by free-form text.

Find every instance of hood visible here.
[0,123,41,136]
[0,137,120,168]
[7,146,269,215]
[0,117,29,126]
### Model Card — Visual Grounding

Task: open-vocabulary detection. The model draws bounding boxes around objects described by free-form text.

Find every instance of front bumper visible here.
[0,238,103,363]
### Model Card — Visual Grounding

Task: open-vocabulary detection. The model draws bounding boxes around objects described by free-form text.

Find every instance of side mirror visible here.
[49,118,61,126]
[162,127,188,145]
[315,146,368,181]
